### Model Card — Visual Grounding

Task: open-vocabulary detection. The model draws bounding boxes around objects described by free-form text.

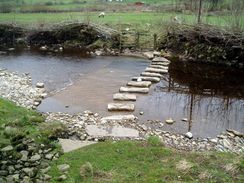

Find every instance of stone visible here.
[143,52,154,59]
[150,62,170,66]
[43,174,52,181]
[59,139,97,153]
[57,175,67,181]
[140,111,144,115]
[222,139,232,149]
[132,76,160,83]
[36,82,44,88]
[0,170,8,176]
[185,132,193,139]
[95,50,103,56]
[20,150,29,161]
[100,115,136,123]
[57,164,70,173]
[181,118,188,122]
[165,118,175,124]
[145,67,168,74]
[45,153,54,160]
[119,87,149,93]
[113,93,136,101]
[29,154,41,162]
[85,125,139,138]
[140,72,162,77]
[153,51,161,57]
[226,129,244,138]
[127,81,152,87]
[149,65,168,70]
[108,103,135,111]
[152,57,170,62]
[40,46,48,51]
[22,168,34,177]
[1,145,13,152]
[12,174,20,182]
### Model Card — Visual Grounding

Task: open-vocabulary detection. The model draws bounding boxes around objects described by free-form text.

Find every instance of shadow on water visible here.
[0,50,243,137]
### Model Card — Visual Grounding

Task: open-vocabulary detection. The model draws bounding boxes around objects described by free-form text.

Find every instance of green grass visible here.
[0,12,243,30]
[0,98,65,148]
[49,140,244,183]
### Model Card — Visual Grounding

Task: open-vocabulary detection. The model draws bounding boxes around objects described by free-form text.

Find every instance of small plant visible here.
[147,135,163,147]
[80,162,94,179]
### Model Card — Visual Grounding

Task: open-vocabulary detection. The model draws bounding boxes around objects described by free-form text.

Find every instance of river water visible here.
[0,50,243,137]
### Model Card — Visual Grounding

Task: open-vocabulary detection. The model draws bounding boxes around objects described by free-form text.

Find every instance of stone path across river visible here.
[106,53,170,112]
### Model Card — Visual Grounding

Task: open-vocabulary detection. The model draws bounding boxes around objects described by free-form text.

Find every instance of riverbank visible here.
[0,63,243,182]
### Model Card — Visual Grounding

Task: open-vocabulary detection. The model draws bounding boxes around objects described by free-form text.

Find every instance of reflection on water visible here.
[0,51,243,137]
[135,62,244,137]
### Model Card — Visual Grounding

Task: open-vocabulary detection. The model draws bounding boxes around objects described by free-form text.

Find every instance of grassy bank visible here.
[49,139,244,183]
[0,98,64,149]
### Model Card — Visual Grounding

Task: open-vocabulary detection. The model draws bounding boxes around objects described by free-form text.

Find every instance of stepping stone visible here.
[127,81,152,87]
[145,67,168,74]
[150,62,170,66]
[120,87,149,93]
[85,125,139,138]
[59,139,97,153]
[141,72,162,78]
[101,115,136,123]
[152,57,170,62]
[132,76,160,83]
[108,103,135,111]
[113,93,136,101]
[150,65,168,70]
[143,52,154,59]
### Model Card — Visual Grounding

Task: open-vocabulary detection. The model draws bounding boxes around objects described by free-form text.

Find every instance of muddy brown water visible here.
[0,50,243,138]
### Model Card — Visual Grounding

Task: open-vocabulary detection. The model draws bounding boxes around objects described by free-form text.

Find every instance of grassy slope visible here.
[49,139,244,183]
[0,98,64,148]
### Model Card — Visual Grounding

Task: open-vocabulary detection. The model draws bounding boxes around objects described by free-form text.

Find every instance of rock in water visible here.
[108,103,135,111]
[165,118,175,124]
[119,87,149,93]
[185,132,193,139]
[127,81,152,87]
[36,82,44,88]
[113,93,136,101]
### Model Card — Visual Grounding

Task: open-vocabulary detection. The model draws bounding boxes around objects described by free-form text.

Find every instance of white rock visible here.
[152,57,170,62]
[101,115,136,123]
[143,52,154,59]
[185,132,193,139]
[36,82,44,88]
[140,72,162,78]
[145,67,168,74]
[165,118,175,124]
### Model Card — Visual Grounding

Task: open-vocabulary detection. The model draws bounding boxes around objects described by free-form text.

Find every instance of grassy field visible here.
[48,139,244,183]
[0,12,243,31]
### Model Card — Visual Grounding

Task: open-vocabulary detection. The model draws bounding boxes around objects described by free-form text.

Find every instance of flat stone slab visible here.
[132,76,160,83]
[85,125,139,138]
[101,115,136,123]
[145,67,168,74]
[59,139,97,153]
[150,65,168,70]
[150,62,170,66]
[108,103,135,111]
[127,81,152,87]
[152,57,170,62]
[120,87,149,93]
[113,93,136,101]
[141,72,162,78]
